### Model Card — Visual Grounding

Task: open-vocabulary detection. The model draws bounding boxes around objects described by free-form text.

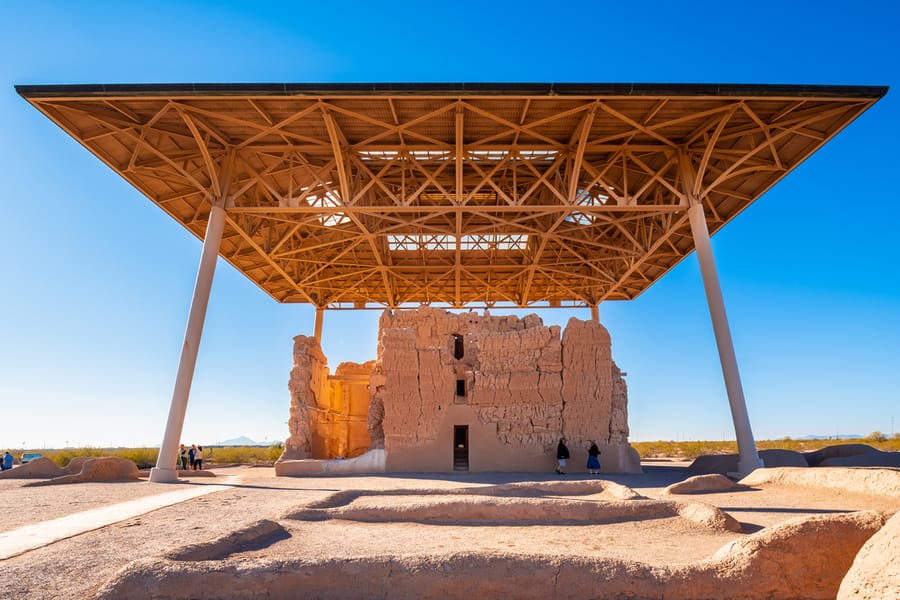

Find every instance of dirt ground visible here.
[1,462,897,599]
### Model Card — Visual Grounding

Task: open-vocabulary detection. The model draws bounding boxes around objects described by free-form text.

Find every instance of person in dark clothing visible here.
[178,444,188,470]
[555,437,570,474]
[587,441,602,474]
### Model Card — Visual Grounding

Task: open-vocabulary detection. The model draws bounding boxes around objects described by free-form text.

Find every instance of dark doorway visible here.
[456,379,466,397]
[452,334,464,359]
[453,425,469,472]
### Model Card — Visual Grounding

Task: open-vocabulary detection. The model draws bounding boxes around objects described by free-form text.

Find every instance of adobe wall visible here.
[282,307,639,473]
[372,307,638,472]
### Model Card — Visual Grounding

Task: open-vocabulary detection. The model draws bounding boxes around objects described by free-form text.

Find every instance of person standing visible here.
[178,444,188,470]
[194,446,203,470]
[555,437,570,474]
[587,441,602,474]
[1,451,12,471]
[188,445,196,470]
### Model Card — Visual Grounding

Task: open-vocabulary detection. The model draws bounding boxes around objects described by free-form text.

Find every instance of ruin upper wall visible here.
[376,307,629,457]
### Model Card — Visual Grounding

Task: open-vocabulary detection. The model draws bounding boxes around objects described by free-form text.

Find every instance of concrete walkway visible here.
[0,477,237,560]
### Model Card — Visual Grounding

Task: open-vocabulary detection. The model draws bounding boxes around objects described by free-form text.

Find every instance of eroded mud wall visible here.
[285,307,638,472]
[283,335,372,460]
[374,308,636,472]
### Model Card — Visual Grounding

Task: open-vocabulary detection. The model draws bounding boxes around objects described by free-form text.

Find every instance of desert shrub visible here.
[117,448,159,468]
[28,445,285,468]
[866,431,887,443]
[35,447,158,469]
[634,436,900,458]
[205,444,283,465]
[631,440,737,459]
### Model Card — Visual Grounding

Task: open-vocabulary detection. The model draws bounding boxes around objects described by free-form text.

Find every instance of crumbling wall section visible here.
[283,335,329,459]
[470,325,563,448]
[379,328,423,450]
[609,363,630,444]
[561,317,614,444]
[378,307,563,456]
[283,337,373,460]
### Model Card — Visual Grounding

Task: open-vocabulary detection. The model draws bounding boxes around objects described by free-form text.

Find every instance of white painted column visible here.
[590,304,600,323]
[688,202,763,475]
[313,307,324,345]
[149,205,227,483]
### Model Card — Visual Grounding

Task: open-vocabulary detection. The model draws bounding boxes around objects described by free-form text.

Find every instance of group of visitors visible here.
[555,438,602,475]
[177,444,204,470]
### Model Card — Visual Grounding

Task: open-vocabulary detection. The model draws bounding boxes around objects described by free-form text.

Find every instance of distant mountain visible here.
[214,436,272,447]
[798,434,863,440]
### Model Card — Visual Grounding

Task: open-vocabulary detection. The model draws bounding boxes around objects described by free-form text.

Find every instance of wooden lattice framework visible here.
[18,83,886,309]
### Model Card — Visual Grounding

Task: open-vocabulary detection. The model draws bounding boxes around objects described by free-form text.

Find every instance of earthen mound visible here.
[689,510,891,599]
[305,479,642,510]
[663,474,742,495]
[65,456,93,473]
[177,469,216,477]
[24,457,139,486]
[689,449,807,475]
[463,479,642,499]
[294,481,737,532]
[672,500,743,532]
[0,456,64,479]
[803,443,879,466]
[821,451,900,468]
[838,509,900,599]
[740,467,900,498]
[293,495,740,532]
[96,511,889,599]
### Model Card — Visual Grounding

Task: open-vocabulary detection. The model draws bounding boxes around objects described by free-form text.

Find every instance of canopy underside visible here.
[18,83,886,309]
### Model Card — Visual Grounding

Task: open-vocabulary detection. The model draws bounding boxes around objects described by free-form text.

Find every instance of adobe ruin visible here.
[280,307,641,473]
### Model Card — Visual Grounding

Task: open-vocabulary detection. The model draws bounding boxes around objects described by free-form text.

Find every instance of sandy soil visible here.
[0,464,897,599]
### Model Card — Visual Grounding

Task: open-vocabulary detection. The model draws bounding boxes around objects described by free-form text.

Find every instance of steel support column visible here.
[149,205,227,483]
[313,307,324,344]
[590,304,600,323]
[687,202,764,475]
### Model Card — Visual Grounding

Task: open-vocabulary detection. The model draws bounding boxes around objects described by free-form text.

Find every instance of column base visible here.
[148,466,180,483]
[735,455,765,478]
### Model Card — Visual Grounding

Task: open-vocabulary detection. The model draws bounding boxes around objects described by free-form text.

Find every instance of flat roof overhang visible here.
[17,83,887,309]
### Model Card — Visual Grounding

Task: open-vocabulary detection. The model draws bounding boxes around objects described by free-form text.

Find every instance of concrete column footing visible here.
[148,467,180,483]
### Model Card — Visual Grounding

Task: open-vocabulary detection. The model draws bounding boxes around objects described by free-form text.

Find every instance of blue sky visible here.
[1,1,898,448]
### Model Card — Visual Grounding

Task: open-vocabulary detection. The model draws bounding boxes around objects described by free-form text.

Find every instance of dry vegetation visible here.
[13,444,285,469]
[634,434,900,460]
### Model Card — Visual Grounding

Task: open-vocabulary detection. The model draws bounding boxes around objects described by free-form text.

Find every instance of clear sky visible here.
[1,1,898,449]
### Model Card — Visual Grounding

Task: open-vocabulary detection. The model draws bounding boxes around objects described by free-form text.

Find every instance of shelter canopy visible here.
[18,83,886,309]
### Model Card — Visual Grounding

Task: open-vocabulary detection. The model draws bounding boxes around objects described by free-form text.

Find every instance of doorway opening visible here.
[453,425,469,472]
[452,334,464,359]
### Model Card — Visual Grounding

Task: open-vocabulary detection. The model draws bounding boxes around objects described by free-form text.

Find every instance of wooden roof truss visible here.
[19,84,884,309]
